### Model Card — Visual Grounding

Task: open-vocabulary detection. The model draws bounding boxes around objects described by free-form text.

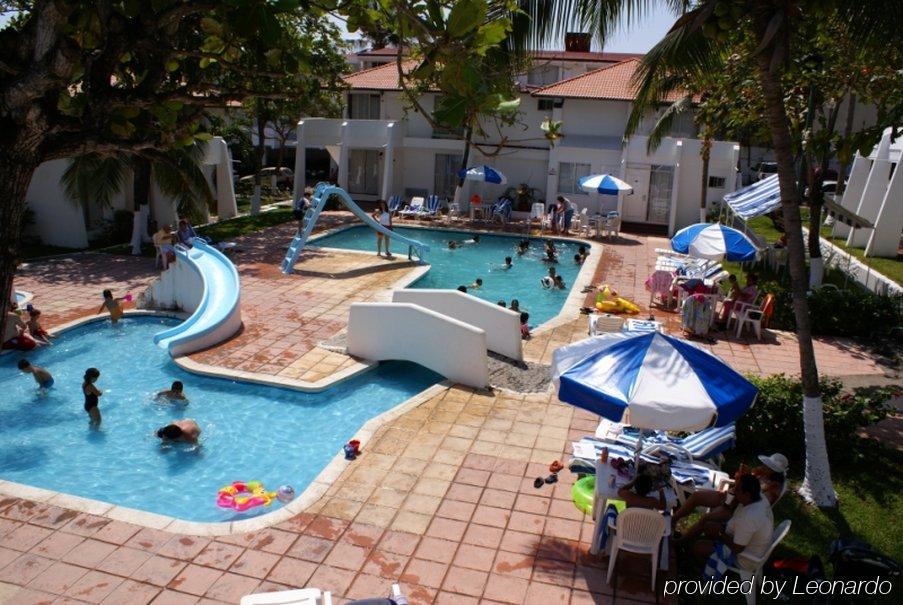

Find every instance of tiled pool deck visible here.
[3,215,891,604]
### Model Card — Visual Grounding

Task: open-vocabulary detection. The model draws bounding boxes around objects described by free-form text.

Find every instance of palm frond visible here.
[509,0,689,51]
[146,143,214,223]
[643,94,694,152]
[61,153,129,209]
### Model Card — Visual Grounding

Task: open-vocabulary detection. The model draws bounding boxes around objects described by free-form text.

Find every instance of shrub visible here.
[737,374,894,462]
[762,280,901,338]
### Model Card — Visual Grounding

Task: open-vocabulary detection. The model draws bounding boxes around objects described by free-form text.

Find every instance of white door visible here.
[622,166,650,222]
[648,165,675,224]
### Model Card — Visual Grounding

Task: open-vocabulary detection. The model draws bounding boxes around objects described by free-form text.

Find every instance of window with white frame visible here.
[348,93,380,119]
[708,176,727,188]
[527,65,561,86]
[434,153,463,199]
[558,162,592,195]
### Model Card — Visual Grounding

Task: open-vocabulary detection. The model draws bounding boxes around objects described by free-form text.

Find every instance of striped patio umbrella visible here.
[578,174,633,195]
[670,222,759,262]
[457,165,507,185]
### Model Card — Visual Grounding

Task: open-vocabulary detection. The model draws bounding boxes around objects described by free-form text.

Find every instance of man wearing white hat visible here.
[672,452,788,542]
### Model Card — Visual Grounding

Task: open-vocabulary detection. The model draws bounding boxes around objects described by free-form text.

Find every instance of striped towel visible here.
[596,503,619,552]
[703,541,737,580]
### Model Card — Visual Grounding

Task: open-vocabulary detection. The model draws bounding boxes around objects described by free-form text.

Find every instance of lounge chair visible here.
[634,423,737,464]
[420,194,442,218]
[490,197,512,224]
[387,195,402,215]
[398,196,424,217]
[240,588,331,605]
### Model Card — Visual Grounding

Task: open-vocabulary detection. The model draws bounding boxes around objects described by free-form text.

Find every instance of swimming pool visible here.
[313,226,586,325]
[0,317,439,522]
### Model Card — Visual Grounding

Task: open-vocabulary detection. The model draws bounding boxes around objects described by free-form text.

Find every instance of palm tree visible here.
[62,144,214,252]
[516,0,900,507]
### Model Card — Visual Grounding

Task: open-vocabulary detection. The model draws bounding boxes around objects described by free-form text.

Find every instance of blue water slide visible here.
[154,240,242,357]
[281,183,429,274]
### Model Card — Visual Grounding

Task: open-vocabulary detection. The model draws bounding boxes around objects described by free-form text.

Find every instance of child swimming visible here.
[469,278,483,290]
[156,380,187,402]
[18,359,54,389]
[82,367,102,426]
[502,256,513,270]
[520,312,531,339]
[97,290,125,324]
[553,275,566,289]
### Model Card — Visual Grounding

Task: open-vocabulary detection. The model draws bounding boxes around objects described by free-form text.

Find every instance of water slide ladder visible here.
[281,183,429,274]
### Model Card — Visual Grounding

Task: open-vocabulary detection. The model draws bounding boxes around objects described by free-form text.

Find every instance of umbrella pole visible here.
[635,433,643,469]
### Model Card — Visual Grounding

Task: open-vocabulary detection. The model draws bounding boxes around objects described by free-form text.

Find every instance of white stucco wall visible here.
[392,289,523,361]
[139,255,204,313]
[347,302,490,388]
[24,160,90,248]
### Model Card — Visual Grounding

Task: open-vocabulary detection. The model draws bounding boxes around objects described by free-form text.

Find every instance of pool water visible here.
[313,226,585,325]
[0,317,439,522]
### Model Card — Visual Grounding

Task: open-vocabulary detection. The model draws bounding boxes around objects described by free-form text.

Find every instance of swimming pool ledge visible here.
[0,381,452,535]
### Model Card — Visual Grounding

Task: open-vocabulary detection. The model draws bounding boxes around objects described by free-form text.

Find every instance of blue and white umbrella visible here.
[552,332,757,431]
[457,165,507,185]
[671,222,758,262]
[578,174,633,195]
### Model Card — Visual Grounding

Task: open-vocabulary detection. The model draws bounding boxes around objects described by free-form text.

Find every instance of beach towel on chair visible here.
[596,503,619,552]
[703,541,737,580]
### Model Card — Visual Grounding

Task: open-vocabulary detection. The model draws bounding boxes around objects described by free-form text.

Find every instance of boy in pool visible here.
[18,359,54,389]
[510,299,521,312]
[448,240,460,249]
[469,278,483,290]
[574,253,584,265]
[156,381,187,402]
[97,290,125,323]
[501,256,513,270]
[553,275,566,289]
[156,419,201,443]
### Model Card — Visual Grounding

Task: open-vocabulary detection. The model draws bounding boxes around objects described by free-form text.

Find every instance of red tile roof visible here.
[531,59,685,102]
[342,61,415,91]
[531,50,644,63]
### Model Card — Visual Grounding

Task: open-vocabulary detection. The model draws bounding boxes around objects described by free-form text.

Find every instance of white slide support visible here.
[153,241,242,357]
[392,289,523,361]
[347,302,490,388]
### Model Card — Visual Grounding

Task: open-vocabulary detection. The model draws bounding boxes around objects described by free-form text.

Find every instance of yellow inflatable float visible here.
[595,285,640,314]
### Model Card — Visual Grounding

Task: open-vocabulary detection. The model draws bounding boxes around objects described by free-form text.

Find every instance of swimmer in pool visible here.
[157,419,201,443]
[516,240,529,255]
[510,299,521,313]
[156,380,187,402]
[553,275,566,289]
[469,278,483,290]
[548,266,557,279]
[457,285,468,293]
[82,367,102,426]
[18,359,54,389]
[574,253,584,265]
[497,300,507,307]
[501,256,513,270]
[97,290,125,324]
[448,240,460,249]
[466,235,481,244]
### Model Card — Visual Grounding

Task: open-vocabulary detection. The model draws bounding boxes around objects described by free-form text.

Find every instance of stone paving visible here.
[2,212,893,604]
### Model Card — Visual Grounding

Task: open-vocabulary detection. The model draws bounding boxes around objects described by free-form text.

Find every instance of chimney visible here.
[564,33,591,53]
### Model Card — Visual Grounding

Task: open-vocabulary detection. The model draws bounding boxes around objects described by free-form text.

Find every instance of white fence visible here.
[347,302,490,388]
[392,289,523,361]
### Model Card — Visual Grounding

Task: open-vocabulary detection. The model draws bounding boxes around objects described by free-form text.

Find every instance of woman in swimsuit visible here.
[82,368,102,426]
[371,200,394,258]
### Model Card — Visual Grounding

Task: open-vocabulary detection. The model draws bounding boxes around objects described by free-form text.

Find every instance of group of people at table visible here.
[601,449,787,577]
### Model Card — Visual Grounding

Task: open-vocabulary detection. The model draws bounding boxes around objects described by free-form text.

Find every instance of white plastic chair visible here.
[725,520,792,605]
[601,212,621,238]
[240,588,332,605]
[447,202,461,223]
[606,508,666,591]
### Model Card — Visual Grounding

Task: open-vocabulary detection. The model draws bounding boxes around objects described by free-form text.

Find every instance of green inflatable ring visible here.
[571,475,595,515]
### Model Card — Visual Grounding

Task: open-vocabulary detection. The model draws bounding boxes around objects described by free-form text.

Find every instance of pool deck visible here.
[2,214,895,604]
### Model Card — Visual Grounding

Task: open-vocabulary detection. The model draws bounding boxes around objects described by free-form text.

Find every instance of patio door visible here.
[622,166,650,222]
[348,149,380,196]
[647,165,675,224]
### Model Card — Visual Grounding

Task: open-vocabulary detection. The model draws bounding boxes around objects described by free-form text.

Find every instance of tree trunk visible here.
[251,100,266,216]
[452,124,474,207]
[130,156,152,254]
[755,52,837,507]
[0,153,41,338]
[836,94,856,197]
[700,136,711,223]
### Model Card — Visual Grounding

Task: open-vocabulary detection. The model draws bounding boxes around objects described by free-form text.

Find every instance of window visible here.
[434,153,463,199]
[348,93,380,119]
[558,162,591,195]
[708,176,726,188]
[527,65,561,87]
[348,149,380,195]
[537,99,555,111]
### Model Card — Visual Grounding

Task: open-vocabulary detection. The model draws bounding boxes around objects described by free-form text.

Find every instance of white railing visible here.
[392,289,523,361]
